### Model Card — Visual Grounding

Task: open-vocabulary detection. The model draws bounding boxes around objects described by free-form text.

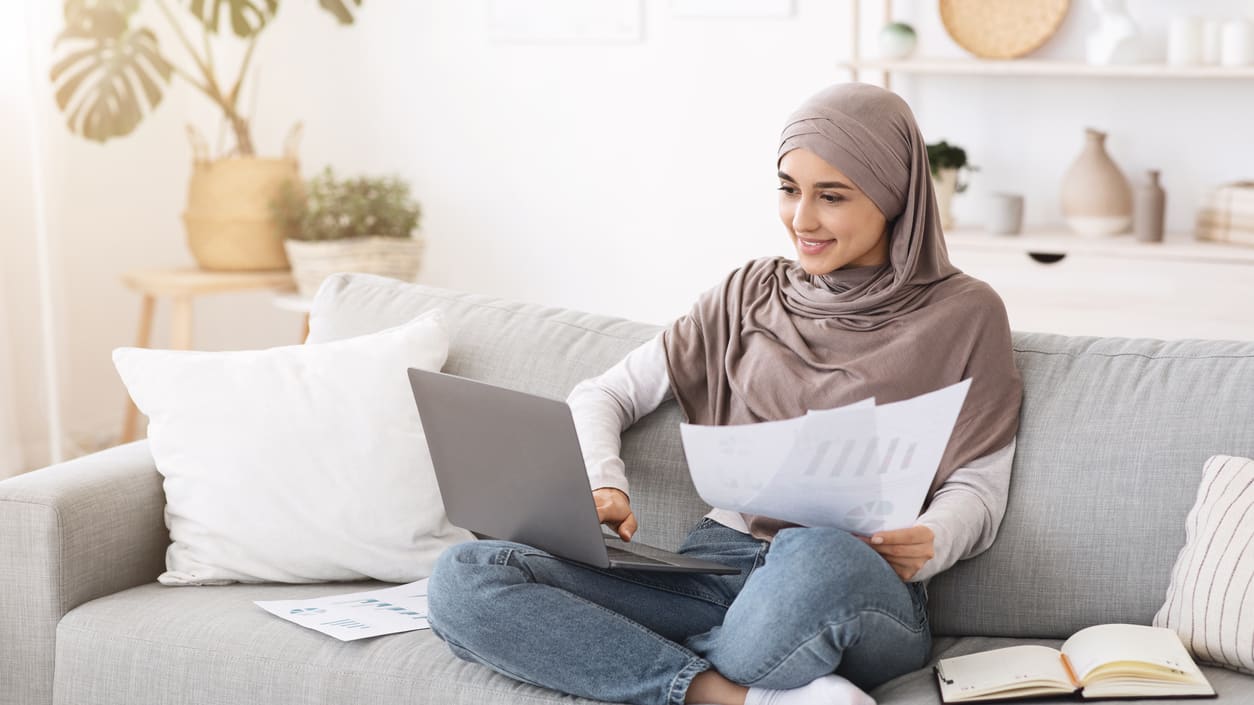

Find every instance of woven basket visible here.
[284,236,426,298]
[939,0,1070,59]
[182,124,303,271]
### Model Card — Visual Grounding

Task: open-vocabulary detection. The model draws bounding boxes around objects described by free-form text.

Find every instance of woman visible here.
[426,82,1023,705]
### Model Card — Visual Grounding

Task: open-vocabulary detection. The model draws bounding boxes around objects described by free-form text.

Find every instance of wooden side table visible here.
[119,268,298,444]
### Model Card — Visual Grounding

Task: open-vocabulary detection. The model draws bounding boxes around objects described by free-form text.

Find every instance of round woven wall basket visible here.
[284,236,426,298]
[940,0,1070,59]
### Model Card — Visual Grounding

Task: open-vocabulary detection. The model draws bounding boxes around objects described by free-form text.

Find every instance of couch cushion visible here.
[55,584,1254,705]
[307,273,710,553]
[928,333,1254,638]
[54,582,605,705]
[308,275,1254,639]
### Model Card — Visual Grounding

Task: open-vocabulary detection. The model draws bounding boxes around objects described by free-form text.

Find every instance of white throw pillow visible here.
[1153,454,1254,675]
[112,309,474,586]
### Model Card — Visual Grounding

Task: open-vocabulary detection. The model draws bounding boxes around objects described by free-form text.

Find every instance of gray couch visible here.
[4,273,1253,705]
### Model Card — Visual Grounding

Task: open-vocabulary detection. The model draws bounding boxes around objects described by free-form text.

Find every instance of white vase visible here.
[933,168,958,229]
[1060,128,1132,237]
[1085,0,1141,65]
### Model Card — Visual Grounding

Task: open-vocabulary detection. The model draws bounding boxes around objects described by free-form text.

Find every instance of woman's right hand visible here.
[592,487,637,542]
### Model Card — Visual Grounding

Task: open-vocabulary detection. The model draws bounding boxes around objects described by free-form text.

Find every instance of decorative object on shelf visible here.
[986,193,1025,235]
[1133,170,1166,243]
[1167,15,1204,66]
[927,140,978,229]
[271,166,426,298]
[1221,18,1254,66]
[1060,128,1131,237]
[1085,0,1142,65]
[939,0,1070,59]
[1201,18,1223,65]
[48,0,365,272]
[1195,181,1254,247]
[878,21,917,59]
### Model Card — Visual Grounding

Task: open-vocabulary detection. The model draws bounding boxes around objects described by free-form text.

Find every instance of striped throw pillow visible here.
[1153,454,1254,675]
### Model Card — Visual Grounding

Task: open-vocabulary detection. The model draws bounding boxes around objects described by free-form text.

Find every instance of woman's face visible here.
[777,148,890,275]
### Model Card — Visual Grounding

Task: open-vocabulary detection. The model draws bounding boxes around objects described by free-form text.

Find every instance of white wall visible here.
[3,0,1252,473]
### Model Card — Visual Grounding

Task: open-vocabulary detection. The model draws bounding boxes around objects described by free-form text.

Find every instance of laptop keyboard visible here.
[604,544,675,566]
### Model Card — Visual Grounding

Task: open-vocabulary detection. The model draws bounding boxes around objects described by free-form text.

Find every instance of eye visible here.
[821,193,845,204]
[777,185,798,195]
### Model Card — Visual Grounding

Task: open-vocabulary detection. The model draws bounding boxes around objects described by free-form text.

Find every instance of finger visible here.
[620,513,638,541]
[868,527,929,545]
[869,543,934,559]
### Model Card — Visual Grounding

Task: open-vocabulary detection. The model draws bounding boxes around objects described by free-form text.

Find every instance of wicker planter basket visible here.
[284,235,426,298]
[182,125,302,271]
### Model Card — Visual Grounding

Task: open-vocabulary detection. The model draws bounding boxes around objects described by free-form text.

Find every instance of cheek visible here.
[778,200,796,230]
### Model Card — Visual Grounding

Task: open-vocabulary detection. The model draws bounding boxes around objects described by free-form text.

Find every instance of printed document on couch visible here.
[254,578,431,641]
[679,378,971,535]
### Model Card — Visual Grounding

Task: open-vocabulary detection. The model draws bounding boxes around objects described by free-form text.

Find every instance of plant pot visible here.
[284,235,426,298]
[181,124,300,271]
[933,167,959,229]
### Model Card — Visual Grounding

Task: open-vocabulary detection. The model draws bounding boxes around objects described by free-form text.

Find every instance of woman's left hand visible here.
[854,524,934,582]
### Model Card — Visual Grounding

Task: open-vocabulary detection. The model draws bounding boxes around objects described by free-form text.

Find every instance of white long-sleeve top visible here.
[565,331,1017,584]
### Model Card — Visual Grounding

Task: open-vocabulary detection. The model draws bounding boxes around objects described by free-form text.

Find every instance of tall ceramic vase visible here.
[933,167,958,229]
[1061,127,1132,237]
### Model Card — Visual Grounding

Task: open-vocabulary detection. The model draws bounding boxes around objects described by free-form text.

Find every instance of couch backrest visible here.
[311,273,1254,639]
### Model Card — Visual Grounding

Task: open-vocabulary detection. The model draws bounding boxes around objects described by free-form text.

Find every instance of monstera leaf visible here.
[318,0,362,24]
[184,0,277,38]
[50,0,173,142]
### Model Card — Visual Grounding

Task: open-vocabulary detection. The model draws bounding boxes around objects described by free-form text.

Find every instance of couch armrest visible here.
[0,440,167,705]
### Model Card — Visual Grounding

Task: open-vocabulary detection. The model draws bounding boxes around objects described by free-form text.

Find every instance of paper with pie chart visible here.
[679,378,972,535]
[254,577,431,641]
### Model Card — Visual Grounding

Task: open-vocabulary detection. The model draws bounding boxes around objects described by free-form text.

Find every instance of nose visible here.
[792,196,820,235]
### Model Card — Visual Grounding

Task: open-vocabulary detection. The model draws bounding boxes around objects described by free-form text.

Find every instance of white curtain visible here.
[0,305,23,478]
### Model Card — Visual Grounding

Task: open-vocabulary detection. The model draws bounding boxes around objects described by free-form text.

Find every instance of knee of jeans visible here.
[427,540,517,631]
[766,527,888,599]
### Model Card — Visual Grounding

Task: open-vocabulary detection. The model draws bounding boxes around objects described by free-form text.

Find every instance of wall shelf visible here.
[841,58,1254,80]
[944,227,1254,266]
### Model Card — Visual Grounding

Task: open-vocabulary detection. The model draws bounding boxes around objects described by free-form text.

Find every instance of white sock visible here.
[744,673,876,705]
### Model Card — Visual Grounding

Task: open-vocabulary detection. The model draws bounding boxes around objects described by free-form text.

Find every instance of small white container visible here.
[1201,18,1223,64]
[878,22,917,60]
[1221,18,1254,66]
[1167,16,1203,65]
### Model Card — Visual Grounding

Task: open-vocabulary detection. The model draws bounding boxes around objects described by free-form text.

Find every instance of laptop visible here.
[406,367,739,575]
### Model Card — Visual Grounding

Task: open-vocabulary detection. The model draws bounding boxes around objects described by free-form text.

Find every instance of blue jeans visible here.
[426,518,931,705]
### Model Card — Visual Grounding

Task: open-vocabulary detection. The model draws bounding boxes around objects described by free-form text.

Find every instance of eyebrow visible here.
[777,171,853,190]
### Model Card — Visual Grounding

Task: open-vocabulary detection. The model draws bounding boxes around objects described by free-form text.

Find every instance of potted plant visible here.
[270,166,426,298]
[49,0,365,271]
[927,140,979,229]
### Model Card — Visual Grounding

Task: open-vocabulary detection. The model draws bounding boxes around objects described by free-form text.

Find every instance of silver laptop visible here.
[407,367,739,575]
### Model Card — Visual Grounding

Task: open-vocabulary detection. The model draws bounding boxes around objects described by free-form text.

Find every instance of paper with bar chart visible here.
[679,378,972,535]
[254,578,431,641]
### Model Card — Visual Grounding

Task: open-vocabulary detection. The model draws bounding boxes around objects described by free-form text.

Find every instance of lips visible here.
[798,236,835,255]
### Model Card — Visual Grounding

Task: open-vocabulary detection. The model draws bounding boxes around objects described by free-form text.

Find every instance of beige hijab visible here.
[661,82,1022,541]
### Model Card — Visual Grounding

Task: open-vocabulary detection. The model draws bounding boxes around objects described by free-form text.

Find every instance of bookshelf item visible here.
[938,0,1069,59]
[933,624,1216,702]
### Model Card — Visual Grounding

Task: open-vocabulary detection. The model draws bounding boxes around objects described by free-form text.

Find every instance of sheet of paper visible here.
[680,379,971,535]
[254,578,431,642]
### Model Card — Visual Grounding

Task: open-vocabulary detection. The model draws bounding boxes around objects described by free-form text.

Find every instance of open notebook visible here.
[934,624,1216,703]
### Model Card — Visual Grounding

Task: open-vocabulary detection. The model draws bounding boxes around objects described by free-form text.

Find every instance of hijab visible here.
[660,82,1023,541]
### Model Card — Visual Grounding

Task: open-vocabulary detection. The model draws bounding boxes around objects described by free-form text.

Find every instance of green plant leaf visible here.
[318,0,363,24]
[51,3,173,143]
[184,0,277,37]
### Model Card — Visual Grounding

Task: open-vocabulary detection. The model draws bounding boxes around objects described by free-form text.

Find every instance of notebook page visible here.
[1061,624,1202,682]
[937,645,1074,700]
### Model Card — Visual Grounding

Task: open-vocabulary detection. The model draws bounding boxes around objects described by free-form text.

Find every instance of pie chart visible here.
[844,500,893,532]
